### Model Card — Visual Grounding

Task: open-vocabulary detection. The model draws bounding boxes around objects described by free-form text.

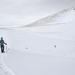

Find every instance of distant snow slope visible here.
[25,7,75,27]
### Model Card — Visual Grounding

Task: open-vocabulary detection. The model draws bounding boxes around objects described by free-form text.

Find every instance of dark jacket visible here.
[0,40,6,45]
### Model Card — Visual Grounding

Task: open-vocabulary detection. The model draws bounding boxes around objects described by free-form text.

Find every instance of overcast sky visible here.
[0,0,75,26]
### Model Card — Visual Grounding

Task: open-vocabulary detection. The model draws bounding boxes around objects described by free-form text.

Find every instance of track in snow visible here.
[0,54,15,75]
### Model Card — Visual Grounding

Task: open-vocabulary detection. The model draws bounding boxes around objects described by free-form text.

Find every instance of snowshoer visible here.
[0,37,7,53]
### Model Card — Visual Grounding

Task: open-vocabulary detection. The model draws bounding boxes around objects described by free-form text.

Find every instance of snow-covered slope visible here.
[25,7,75,27]
[0,8,75,75]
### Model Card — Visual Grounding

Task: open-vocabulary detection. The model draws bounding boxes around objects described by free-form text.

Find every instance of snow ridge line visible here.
[0,54,15,75]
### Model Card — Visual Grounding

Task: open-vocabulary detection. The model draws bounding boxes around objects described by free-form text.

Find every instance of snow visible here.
[0,8,75,75]
[26,8,75,27]
[3,50,75,75]
[0,54,15,75]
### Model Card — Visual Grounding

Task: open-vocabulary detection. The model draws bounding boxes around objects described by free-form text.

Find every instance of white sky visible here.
[0,0,75,26]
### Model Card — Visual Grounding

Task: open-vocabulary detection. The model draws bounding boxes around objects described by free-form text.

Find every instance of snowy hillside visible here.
[0,8,75,75]
[25,7,75,27]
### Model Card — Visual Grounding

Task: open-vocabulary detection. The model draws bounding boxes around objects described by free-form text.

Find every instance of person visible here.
[0,37,7,53]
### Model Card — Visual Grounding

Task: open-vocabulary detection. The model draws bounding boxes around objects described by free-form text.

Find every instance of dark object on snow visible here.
[1,45,4,53]
[54,45,56,48]
[26,47,28,49]
[0,37,7,53]
[73,8,75,10]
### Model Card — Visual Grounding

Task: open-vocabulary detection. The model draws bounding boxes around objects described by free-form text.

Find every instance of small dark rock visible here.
[26,47,28,49]
[54,45,56,48]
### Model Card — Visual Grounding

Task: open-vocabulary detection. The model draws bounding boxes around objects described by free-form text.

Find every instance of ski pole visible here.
[6,44,7,53]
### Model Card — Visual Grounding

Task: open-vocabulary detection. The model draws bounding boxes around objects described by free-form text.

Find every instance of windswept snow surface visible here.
[3,50,75,75]
[0,24,75,75]
[0,8,75,75]
[0,26,75,57]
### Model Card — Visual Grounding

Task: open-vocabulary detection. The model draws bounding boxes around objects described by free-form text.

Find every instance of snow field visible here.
[3,50,75,75]
[0,8,75,75]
